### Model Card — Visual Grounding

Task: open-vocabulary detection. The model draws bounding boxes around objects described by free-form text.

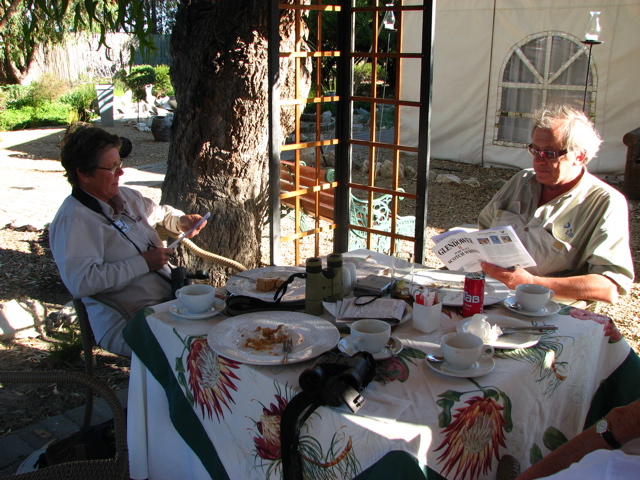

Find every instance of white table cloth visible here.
[124,249,635,480]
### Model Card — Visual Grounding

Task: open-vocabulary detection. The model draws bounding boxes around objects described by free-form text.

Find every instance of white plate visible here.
[323,300,413,326]
[412,270,509,307]
[226,266,306,302]
[169,298,226,320]
[456,315,540,349]
[338,335,403,360]
[207,311,339,365]
[426,349,495,378]
[503,296,561,317]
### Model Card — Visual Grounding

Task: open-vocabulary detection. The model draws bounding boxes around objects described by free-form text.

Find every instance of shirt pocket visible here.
[491,211,571,276]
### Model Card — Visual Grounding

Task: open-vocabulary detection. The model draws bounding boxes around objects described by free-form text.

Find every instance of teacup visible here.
[350,319,391,354]
[440,332,494,370]
[515,284,554,312]
[176,284,216,314]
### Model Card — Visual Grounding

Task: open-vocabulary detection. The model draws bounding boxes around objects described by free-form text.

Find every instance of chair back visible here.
[0,371,128,480]
[73,295,132,428]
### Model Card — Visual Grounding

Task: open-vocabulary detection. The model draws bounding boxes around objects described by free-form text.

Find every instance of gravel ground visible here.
[0,123,638,437]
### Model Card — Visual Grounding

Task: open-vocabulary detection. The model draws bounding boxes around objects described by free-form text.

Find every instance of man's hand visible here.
[141,247,174,271]
[481,262,534,290]
[178,214,207,238]
[481,262,619,303]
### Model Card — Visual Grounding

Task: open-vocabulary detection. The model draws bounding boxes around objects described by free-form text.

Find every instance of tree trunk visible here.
[164,0,307,285]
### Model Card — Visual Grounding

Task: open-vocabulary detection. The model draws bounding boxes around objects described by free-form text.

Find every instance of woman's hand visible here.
[178,214,207,238]
[141,247,174,271]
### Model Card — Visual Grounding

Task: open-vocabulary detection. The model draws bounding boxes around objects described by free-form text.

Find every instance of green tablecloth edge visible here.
[124,310,640,480]
[123,310,230,480]
[584,349,640,429]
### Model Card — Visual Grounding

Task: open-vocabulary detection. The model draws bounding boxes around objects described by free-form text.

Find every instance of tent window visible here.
[494,31,595,146]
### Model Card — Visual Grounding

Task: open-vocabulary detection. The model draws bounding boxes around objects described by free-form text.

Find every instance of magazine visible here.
[431,225,536,272]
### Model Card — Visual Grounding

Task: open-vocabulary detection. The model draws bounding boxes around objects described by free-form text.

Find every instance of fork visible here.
[282,338,293,364]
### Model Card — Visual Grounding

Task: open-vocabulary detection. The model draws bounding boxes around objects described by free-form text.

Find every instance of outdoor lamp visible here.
[382,4,395,31]
[581,11,603,113]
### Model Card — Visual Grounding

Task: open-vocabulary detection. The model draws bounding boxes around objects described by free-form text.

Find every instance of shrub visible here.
[153,65,174,97]
[124,65,156,102]
[0,101,73,130]
[26,74,69,108]
[61,83,98,122]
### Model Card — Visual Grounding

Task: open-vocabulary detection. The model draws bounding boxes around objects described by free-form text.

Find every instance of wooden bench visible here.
[279,160,416,252]
[280,160,335,223]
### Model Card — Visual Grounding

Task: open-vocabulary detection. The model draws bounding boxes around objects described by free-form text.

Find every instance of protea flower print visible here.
[435,395,507,480]
[569,308,622,342]
[187,338,241,421]
[253,394,288,461]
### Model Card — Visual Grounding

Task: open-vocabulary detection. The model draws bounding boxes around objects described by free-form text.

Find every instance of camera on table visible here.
[298,351,376,413]
[305,254,344,315]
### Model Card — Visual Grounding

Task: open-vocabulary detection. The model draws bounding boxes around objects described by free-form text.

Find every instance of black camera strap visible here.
[71,188,173,286]
[273,272,307,303]
[224,295,305,316]
[280,392,323,480]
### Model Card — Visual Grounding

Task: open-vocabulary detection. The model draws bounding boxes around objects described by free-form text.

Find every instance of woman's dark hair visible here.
[60,125,122,187]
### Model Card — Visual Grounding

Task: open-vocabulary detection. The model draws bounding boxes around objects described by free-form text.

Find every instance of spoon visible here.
[385,338,398,357]
[426,354,445,364]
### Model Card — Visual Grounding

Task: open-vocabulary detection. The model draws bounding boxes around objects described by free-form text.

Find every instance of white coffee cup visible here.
[440,332,494,370]
[350,319,391,354]
[515,284,555,312]
[176,284,216,314]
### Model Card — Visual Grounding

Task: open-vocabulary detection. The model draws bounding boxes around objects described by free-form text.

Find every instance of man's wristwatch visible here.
[595,417,622,449]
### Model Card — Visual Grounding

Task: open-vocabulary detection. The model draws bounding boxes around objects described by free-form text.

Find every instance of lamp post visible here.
[378,4,395,141]
[581,11,603,113]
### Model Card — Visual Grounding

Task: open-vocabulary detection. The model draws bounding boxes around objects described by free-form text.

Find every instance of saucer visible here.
[170,297,226,320]
[338,335,403,360]
[426,350,495,378]
[503,296,560,317]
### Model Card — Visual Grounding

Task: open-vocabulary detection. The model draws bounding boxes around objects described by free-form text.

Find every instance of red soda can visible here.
[462,272,485,317]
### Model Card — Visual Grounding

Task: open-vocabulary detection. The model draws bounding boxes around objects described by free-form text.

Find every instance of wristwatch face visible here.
[595,418,609,434]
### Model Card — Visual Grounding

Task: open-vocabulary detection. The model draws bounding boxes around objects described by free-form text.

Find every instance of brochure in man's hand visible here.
[431,225,536,272]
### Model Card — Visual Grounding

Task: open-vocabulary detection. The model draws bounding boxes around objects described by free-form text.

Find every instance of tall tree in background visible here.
[0,0,156,84]
[1,0,308,280]
[164,0,309,283]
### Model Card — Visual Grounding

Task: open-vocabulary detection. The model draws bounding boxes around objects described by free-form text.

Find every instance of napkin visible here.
[466,314,502,342]
[335,388,412,423]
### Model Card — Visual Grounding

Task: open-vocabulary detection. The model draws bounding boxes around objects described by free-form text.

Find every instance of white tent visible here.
[400,0,640,176]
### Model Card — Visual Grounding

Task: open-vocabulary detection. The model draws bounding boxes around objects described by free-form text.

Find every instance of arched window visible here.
[494,31,596,146]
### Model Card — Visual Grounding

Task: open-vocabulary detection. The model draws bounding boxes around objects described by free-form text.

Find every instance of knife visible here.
[232,274,256,282]
[499,325,558,335]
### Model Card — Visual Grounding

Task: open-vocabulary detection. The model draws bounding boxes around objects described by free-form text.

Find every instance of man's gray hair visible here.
[531,105,603,164]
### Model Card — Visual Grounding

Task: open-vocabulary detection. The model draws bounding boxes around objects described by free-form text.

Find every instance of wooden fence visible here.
[26,33,171,85]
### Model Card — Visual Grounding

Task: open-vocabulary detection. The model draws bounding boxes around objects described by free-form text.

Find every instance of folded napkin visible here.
[329,298,407,323]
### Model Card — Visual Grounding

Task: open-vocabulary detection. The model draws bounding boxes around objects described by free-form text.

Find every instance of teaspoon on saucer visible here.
[426,354,445,364]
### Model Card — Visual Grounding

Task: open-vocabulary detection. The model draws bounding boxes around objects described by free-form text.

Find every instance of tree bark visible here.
[165,0,307,284]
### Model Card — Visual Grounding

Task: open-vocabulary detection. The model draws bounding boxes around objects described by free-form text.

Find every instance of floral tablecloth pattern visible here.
[124,253,636,480]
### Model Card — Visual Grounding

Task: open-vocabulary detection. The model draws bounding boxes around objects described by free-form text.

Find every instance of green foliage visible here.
[0,107,32,130]
[152,65,174,97]
[26,75,69,108]
[0,101,74,130]
[124,65,156,102]
[61,83,98,122]
[0,85,29,103]
[47,330,83,367]
[353,62,386,96]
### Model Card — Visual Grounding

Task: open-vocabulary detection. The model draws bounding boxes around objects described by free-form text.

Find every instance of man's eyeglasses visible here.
[527,144,568,160]
[96,160,124,175]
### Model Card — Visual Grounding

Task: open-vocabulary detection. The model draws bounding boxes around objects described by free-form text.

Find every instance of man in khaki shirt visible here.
[478,105,633,304]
